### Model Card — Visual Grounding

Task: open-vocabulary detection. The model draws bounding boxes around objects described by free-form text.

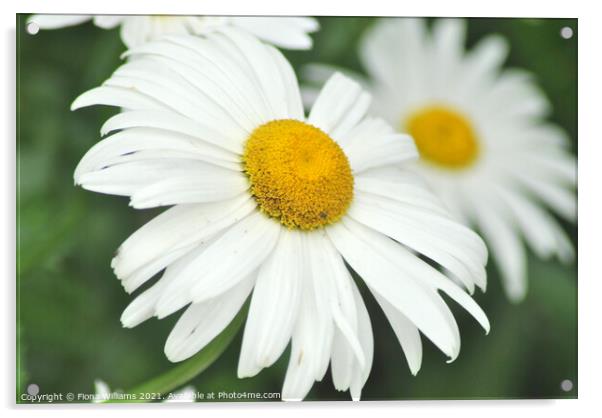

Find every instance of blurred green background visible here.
[16,15,577,402]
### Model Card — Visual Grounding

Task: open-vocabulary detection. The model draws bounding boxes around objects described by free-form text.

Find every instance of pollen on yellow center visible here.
[405,106,480,169]
[242,119,354,230]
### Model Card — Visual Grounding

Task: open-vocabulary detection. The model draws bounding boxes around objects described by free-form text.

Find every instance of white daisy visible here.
[28,14,319,49]
[72,29,489,401]
[304,18,576,302]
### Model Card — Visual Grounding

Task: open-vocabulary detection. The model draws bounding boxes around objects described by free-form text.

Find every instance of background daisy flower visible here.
[72,29,489,400]
[27,14,319,49]
[304,18,577,302]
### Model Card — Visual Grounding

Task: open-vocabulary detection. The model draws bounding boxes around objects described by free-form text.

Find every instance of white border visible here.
[4,1,600,417]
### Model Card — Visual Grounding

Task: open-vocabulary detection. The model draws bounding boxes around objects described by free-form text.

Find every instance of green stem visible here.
[107,306,247,403]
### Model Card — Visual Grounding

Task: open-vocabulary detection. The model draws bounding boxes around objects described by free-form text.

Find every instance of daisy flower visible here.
[27,14,319,49]
[72,28,489,400]
[304,18,576,302]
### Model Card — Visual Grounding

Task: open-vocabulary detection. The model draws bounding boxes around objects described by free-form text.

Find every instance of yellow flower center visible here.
[242,119,354,230]
[405,106,480,169]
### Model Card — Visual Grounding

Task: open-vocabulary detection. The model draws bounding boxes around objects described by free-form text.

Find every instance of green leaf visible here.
[107,305,247,403]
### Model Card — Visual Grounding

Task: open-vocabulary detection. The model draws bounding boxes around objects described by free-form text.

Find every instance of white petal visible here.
[265,46,305,120]
[119,16,153,48]
[230,17,318,50]
[330,328,356,391]
[99,111,244,156]
[29,14,92,29]
[308,73,371,139]
[102,67,248,146]
[286,17,320,32]
[409,261,490,335]
[111,56,260,137]
[473,200,527,302]
[126,35,272,126]
[119,242,220,327]
[513,151,576,187]
[456,35,509,100]
[482,69,550,120]
[328,272,369,393]
[330,275,365,371]
[496,185,575,262]
[129,172,248,209]
[349,282,374,401]
[215,28,297,120]
[510,121,571,149]
[238,230,303,378]
[190,213,281,301]
[357,183,487,266]
[164,273,255,362]
[339,120,418,173]
[75,124,242,184]
[133,240,219,320]
[92,15,125,29]
[336,116,393,147]
[155,212,280,317]
[282,234,334,400]
[76,158,243,202]
[304,233,336,380]
[354,173,448,216]
[327,219,461,360]
[72,86,168,112]
[357,206,489,331]
[121,275,171,328]
[313,233,367,374]
[372,293,422,375]
[281,336,317,401]
[510,174,576,221]
[113,195,255,291]
[79,147,239,183]
[359,18,427,96]
[348,192,487,292]
[430,18,466,90]
[344,216,488,334]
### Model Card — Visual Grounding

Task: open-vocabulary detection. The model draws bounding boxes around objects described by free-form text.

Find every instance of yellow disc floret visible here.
[406,106,480,169]
[243,119,354,230]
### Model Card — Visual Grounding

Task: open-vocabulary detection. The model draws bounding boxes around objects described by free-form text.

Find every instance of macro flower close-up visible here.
[303,18,577,301]
[70,28,489,400]
[17,14,577,405]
